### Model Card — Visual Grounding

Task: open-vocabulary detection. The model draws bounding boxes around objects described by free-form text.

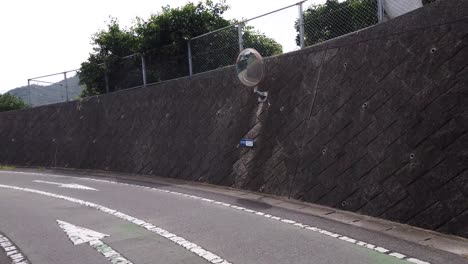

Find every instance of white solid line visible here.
[74,176,432,264]
[0,171,431,264]
[0,184,231,264]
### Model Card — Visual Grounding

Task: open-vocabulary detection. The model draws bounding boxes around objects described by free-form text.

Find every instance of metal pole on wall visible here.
[187,40,193,76]
[377,0,384,23]
[298,2,305,49]
[63,72,69,102]
[238,23,244,51]
[104,63,110,94]
[27,79,32,106]
[141,54,147,87]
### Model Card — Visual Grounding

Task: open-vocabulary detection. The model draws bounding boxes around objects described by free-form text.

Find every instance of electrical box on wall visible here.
[240,138,254,147]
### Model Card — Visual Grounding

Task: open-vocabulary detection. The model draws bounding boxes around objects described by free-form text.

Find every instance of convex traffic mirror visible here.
[236,48,267,102]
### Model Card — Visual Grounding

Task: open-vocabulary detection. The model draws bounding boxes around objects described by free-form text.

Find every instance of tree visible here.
[244,27,283,56]
[0,93,26,112]
[79,18,137,96]
[189,23,283,74]
[79,0,282,97]
[297,0,437,47]
[296,0,377,47]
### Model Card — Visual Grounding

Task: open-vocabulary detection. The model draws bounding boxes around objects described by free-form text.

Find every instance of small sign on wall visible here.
[240,138,254,147]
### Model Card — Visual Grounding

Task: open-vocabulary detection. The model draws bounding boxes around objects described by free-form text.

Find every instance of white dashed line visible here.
[0,233,30,264]
[77,176,431,264]
[389,252,407,259]
[1,171,431,264]
[0,184,231,264]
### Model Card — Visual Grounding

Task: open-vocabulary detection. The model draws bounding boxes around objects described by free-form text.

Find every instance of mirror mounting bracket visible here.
[254,87,268,103]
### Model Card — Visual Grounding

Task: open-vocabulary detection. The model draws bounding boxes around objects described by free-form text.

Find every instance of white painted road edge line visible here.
[1,171,430,264]
[0,233,30,264]
[81,177,432,264]
[0,184,231,264]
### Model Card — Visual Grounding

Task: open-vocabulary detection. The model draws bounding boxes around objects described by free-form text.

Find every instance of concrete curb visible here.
[4,166,467,259]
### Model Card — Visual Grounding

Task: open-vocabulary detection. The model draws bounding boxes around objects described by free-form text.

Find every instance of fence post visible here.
[377,0,384,23]
[187,40,193,76]
[298,2,305,49]
[104,63,110,94]
[141,54,147,87]
[27,79,32,106]
[238,23,244,51]
[63,72,69,102]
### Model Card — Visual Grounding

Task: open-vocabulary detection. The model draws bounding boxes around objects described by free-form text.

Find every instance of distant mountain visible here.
[6,75,84,106]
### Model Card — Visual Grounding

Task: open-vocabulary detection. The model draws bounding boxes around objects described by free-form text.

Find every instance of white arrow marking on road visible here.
[0,183,231,264]
[33,180,98,191]
[57,220,133,264]
[57,220,108,245]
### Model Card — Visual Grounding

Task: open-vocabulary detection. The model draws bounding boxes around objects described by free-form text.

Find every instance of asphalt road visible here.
[0,169,466,264]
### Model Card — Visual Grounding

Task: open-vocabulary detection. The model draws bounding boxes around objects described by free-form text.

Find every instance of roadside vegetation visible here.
[78,0,282,97]
[0,93,26,112]
[77,0,440,98]
[0,165,16,170]
[296,0,438,46]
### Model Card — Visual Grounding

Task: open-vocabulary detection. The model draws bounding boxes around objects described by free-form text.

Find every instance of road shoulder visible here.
[5,167,468,259]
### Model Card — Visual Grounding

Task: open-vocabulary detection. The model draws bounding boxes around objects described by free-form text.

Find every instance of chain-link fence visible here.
[301,0,438,47]
[302,0,378,47]
[242,6,295,56]
[191,2,301,74]
[26,70,83,106]
[189,0,440,74]
[89,43,189,94]
[26,0,440,106]
[106,54,144,91]
[191,26,240,74]
[145,43,189,83]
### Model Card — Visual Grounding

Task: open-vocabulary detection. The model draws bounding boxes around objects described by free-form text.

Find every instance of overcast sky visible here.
[0,0,323,93]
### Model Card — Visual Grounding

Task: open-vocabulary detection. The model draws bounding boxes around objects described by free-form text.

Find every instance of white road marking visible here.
[0,233,30,264]
[57,220,133,264]
[389,252,407,259]
[76,176,432,264]
[408,259,432,264]
[0,184,231,264]
[57,220,109,245]
[1,171,431,264]
[33,180,98,191]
